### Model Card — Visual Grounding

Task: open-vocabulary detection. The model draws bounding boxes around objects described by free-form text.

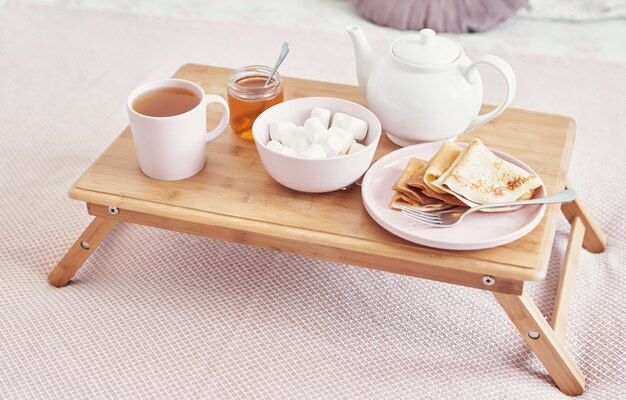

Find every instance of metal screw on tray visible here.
[108,206,119,215]
[80,241,90,250]
[528,331,540,340]
[482,275,496,286]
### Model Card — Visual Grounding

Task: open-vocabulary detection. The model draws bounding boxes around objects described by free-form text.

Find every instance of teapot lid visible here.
[392,29,461,66]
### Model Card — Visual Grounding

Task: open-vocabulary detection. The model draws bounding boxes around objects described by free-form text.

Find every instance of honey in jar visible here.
[227,65,284,141]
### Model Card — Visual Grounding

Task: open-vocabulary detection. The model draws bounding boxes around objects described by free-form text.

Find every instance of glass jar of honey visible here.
[227,65,284,141]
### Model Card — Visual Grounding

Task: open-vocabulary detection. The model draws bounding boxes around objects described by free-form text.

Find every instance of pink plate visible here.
[361,142,546,250]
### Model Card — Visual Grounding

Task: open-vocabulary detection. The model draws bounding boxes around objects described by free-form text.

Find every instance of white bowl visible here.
[252,97,382,193]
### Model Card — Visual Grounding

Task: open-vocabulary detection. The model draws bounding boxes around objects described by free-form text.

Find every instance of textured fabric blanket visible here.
[0,4,624,399]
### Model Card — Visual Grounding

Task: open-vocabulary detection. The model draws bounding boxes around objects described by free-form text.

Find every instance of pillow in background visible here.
[351,0,528,33]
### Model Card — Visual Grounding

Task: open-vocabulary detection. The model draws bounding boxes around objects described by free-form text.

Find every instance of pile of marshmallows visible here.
[266,108,368,159]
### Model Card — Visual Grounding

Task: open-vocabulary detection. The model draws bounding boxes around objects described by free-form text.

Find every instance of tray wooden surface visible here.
[69,64,575,293]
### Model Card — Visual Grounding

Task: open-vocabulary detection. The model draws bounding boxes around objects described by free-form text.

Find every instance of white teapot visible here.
[346,26,516,146]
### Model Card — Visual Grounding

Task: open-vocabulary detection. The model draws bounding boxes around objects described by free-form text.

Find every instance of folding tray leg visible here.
[491,183,607,396]
[561,181,607,253]
[494,290,585,396]
[550,179,608,343]
[551,216,585,341]
[48,216,118,287]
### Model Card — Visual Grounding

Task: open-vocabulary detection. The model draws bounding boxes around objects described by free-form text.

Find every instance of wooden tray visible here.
[49,64,608,395]
[70,65,574,291]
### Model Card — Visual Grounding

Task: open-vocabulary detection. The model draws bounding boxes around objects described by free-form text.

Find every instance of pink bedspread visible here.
[0,5,624,399]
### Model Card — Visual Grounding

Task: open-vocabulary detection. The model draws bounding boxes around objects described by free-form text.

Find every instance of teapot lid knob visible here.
[392,28,461,66]
[419,29,436,46]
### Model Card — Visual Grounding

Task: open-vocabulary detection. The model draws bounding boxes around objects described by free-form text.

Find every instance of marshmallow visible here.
[322,134,344,157]
[281,147,298,157]
[346,139,357,154]
[281,126,306,147]
[311,108,331,128]
[348,142,366,154]
[331,113,352,130]
[266,140,285,154]
[279,129,294,147]
[291,125,307,137]
[289,135,310,155]
[301,144,327,159]
[303,117,326,142]
[348,117,368,141]
[268,110,367,160]
[332,112,368,141]
[269,121,296,143]
[328,126,353,154]
[311,129,329,145]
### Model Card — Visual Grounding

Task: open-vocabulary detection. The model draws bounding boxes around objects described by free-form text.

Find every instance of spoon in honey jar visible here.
[264,42,290,87]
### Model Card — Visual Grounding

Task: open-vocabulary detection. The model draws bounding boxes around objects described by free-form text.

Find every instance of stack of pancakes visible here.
[391,139,542,212]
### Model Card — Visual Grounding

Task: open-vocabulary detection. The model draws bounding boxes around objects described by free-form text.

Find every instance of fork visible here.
[400,189,576,228]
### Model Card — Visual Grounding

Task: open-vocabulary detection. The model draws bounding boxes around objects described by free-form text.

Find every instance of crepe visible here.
[423,141,463,194]
[392,158,439,205]
[389,192,455,211]
[431,138,542,206]
[390,158,455,211]
[406,163,466,207]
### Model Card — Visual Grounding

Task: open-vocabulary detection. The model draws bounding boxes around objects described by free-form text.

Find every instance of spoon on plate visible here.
[264,42,290,87]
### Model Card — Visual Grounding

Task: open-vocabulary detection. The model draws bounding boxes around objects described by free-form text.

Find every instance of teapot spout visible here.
[346,25,375,96]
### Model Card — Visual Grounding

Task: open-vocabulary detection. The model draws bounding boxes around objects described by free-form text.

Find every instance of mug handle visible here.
[204,94,230,143]
[463,55,517,132]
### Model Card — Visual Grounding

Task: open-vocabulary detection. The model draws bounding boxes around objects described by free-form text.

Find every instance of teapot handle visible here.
[464,55,517,132]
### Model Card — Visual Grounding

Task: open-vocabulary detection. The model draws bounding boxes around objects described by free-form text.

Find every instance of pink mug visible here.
[127,79,230,180]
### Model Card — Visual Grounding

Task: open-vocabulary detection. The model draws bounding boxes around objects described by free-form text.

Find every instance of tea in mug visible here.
[132,87,201,118]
